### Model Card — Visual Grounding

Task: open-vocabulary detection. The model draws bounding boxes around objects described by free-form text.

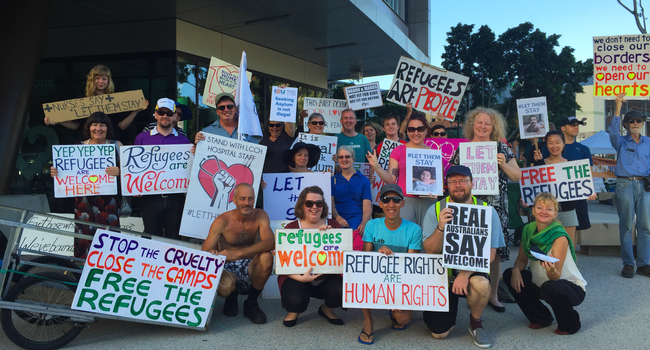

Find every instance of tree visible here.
[618,0,647,33]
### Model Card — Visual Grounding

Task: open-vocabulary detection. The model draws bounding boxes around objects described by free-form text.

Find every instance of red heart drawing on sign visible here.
[214,65,239,94]
[198,156,254,205]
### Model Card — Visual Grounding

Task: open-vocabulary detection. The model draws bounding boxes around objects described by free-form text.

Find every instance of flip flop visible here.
[358,329,374,345]
[389,310,407,330]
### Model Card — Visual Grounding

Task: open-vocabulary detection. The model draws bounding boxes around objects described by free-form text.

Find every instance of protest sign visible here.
[52,144,118,198]
[344,82,383,111]
[303,97,347,134]
[386,56,469,121]
[342,251,448,311]
[517,97,548,139]
[459,142,498,195]
[180,134,266,239]
[592,156,617,177]
[371,139,401,204]
[119,145,193,196]
[405,148,443,195]
[202,56,253,107]
[593,34,650,99]
[270,86,298,122]
[293,132,337,172]
[263,172,332,221]
[43,90,146,123]
[353,162,372,179]
[425,138,467,179]
[20,214,74,256]
[519,159,596,205]
[72,230,224,329]
[442,203,492,273]
[275,228,353,274]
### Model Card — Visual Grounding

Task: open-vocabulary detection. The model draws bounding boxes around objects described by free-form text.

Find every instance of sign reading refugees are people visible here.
[459,142,498,195]
[593,34,650,98]
[43,90,146,123]
[72,230,224,329]
[293,133,337,172]
[519,159,596,205]
[303,97,347,134]
[371,139,401,204]
[342,252,449,311]
[517,97,549,139]
[344,82,383,111]
[20,214,75,256]
[405,148,444,195]
[202,56,253,107]
[180,134,266,239]
[386,56,469,121]
[270,86,298,122]
[52,144,118,198]
[119,145,193,196]
[442,203,492,273]
[275,228,353,274]
[263,172,332,221]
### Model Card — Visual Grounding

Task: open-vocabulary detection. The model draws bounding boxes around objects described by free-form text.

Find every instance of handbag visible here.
[643,176,650,191]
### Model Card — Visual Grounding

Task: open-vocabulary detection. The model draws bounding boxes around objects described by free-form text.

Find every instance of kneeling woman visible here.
[504,193,586,335]
[278,186,344,327]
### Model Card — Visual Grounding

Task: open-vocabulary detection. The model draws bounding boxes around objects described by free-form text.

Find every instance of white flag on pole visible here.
[236,51,263,141]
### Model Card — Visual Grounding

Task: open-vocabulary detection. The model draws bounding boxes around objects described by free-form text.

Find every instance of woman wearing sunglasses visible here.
[278,186,344,327]
[331,146,372,234]
[431,124,447,139]
[260,121,296,174]
[307,113,326,135]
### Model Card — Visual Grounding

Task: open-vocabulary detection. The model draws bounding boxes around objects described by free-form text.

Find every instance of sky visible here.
[361,0,644,89]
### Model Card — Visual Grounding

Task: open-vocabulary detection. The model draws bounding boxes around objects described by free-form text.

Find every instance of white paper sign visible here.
[52,144,118,198]
[371,139,401,205]
[519,159,595,205]
[517,97,548,139]
[342,251,449,311]
[202,56,253,108]
[263,172,332,221]
[20,214,75,256]
[344,82,383,111]
[459,142,498,195]
[593,34,650,99]
[180,134,267,239]
[270,86,298,122]
[293,133,337,172]
[119,145,193,196]
[275,229,353,274]
[302,97,347,134]
[405,148,443,195]
[442,203,492,273]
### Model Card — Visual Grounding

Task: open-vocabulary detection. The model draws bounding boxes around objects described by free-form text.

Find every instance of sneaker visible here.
[223,295,238,317]
[622,264,635,278]
[243,300,267,324]
[468,325,491,348]
[637,265,650,277]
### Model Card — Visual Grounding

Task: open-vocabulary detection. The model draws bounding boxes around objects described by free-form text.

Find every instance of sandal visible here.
[358,329,374,345]
[389,310,407,330]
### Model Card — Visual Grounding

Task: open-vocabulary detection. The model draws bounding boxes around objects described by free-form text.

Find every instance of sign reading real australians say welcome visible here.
[442,203,492,274]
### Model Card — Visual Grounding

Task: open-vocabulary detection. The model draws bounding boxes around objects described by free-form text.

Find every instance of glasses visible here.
[381,196,402,204]
[448,179,471,187]
[268,123,283,128]
[217,104,235,111]
[304,200,324,208]
[432,132,446,136]
[338,155,351,160]
[629,119,644,124]
[310,121,325,126]
[407,126,426,133]
[155,110,174,117]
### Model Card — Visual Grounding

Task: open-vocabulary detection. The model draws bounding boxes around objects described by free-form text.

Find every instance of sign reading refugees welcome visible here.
[119,145,193,196]
[275,228,353,274]
[43,90,146,123]
[52,144,118,198]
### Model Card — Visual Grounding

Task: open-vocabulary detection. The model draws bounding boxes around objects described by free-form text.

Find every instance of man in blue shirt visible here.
[196,93,262,144]
[336,109,372,162]
[610,93,650,278]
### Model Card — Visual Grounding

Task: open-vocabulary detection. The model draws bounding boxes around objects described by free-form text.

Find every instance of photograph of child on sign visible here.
[523,114,546,137]
[412,167,437,192]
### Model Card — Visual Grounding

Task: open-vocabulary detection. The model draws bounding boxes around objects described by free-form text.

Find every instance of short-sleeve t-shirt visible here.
[362,218,423,253]
[336,132,372,162]
[260,132,295,173]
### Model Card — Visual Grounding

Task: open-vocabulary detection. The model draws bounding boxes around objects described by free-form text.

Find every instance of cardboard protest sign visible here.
[520,159,596,205]
[425,138,467,178]
[353,162,372,179]
[303,97,347,134]
[405,148,443,195]
[20,214,74,256]
[120,145,193,196]
[72,230,224,329]
[52,144,118,198]
[371,139,401,204]
[459,142,498,195]
[592,157,617,178]
[180,134,266,239]
[293,133,337,172]
[270,86,298,122]
[344,82,383,111]
[275,228,353,274]
[593,34,650,99]
[342,251,448,311]
[442,203,492,273]
[517,97,548,139]
[386,56,469,121]
[202,56,253,107]
[263,172,332,221]
[43,90,146,123]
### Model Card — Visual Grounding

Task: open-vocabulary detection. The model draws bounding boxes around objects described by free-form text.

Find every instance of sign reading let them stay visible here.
[344,82,383,111]
[275,229,353,274]
[202,56,253,108]
[72,230,224,329]
[519,159,595,205]
[43,90,146,123]
[405,148,444,196]
[593,34,650,99]
[303,97,347,134]
[52,144,118,198]
[459,142,498,195]
[263,172,332,221]
[120,145,193,196]
[442,203,492,274]
[517,97,549,139]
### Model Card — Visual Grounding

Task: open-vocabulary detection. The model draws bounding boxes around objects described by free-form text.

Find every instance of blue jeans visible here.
[616,178,650,266]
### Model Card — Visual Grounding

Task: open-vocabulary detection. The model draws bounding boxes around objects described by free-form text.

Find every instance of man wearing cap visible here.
[611,93,650,278]
[357,183,422,345]
[421,165,505,348]
[134,98,192,239]
[196,93,262,144]
[142,101,191,137]
[337,109,372,162]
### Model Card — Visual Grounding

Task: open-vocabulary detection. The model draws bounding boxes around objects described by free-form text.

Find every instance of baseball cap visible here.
[155,98,176,112]
[623,110,647,123]
[215,92,235,105]
[559,116,585,127]
[446,165,473,180]
[379,184,403,199]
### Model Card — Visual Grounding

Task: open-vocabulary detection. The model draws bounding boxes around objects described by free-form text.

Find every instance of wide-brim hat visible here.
[283,142,321,168]
[174,102,193,121]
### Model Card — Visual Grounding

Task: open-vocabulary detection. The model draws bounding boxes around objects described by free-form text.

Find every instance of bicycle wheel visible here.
[1,272,85,350]
[14,256,81,283]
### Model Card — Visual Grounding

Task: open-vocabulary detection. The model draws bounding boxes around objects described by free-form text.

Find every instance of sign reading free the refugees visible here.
[52,144,117,198]
[344,82,383,111]
[342,252,449,311]
[519,159,595,205]
[120,145,193,196]
[593,34,650,98]
[72,230,224,329]
[442,203,492,274]
[269,86,298,122]
[459,142,498,195]
[43,90,146,123]
[303,97,347,134]
[275,229,353,274]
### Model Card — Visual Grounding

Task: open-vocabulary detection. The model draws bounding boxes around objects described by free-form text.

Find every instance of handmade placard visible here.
[303,97,347,134]
[371,139,401,204]
[275,228,353,274]
[442,203,492,273]
[43,90,146,123]
[119,145,193,196]
[263,172,332,221]
[517,97,548,139]
[52,144,118,198]
[405,148,443,195]
[344,82,383,111]
[425,138,468,178]
[202,56,253,107]
[519,159,596,205]
[20,214,75,256]
[593,34,650,98]
[459,141,498,195]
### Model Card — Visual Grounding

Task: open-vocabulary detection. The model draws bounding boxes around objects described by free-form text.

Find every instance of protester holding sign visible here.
[421,165,505,348]
[306,113,326,135]
[260,121,296,174]
[362,122,381,150]
[278,186,345,327]
[376,114,407,153]
[195,92,262,144]
[331,146,372,233]
[504,193,586,335]
[450,108,521,312]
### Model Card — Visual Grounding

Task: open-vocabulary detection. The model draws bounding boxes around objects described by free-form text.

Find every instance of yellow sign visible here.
[42,90,146,123]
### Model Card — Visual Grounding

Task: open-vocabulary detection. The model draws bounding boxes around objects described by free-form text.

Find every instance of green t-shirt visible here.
[336,132,372,162]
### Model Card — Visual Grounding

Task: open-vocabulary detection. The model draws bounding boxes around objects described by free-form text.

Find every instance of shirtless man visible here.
[202,183,274,324]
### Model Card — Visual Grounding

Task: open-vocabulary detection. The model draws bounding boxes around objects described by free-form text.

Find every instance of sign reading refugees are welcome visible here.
[119,145,193,196]
[72,230,224,329]
[270,86,298,122]
[342,252,448,311]
[442,203,492,273]
[459,142,498,195]
[43,90,146,123]
[371,139,401,204]
[275,228,353,274]
[593,34,650,98]
[52,144,118,198]
[303,98,347,134]
[519,159,595,205]
[263,172,332,221]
